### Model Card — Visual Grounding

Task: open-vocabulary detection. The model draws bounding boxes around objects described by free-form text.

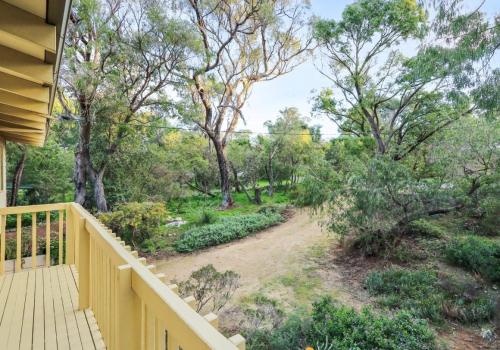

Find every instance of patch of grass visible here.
[444,235,500,283]
[365,268,496,324]
[168,190,293,229]
[278,269,322,303]
[174,212,283,252]
[407,219,446,238]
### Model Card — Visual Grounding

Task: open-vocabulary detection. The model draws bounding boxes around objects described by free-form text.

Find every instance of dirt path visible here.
[155,209,328,296]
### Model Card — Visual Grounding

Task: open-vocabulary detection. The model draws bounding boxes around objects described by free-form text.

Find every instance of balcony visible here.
[0,203,245,350]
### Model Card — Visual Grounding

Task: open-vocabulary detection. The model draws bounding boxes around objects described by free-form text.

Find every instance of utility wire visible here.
[58,115,338,137]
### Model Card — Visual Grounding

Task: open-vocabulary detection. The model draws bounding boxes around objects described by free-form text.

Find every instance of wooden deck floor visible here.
[0,265,105,350]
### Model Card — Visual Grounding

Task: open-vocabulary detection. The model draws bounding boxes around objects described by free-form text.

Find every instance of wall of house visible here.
[0,137,6,208]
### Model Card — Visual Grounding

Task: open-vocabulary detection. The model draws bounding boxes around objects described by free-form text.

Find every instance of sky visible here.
[238,0,500,139]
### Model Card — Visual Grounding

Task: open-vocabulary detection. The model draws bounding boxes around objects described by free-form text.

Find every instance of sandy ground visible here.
[154,209,327,296]
[153,209,498,349]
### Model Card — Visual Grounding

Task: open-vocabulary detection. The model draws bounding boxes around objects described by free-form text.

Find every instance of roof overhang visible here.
[0,0,72,146]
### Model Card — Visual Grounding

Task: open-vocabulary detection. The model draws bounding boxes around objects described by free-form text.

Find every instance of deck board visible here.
[0,266,103,349]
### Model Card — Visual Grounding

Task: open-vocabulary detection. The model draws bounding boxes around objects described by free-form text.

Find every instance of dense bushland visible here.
[246,296,438,350]
[99,202,171,252]
[174,212,283,253]
[445,236,500,283]
[365,268,496,324]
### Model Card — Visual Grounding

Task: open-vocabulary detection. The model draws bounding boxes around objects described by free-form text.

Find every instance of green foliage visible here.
[247,296,438,350]
[178,264,240,313]
[5,232,63,266]
[365,268,496,324]
[38,237,65,265]
[256,204,287,216]
[194,209,218,225]
[174,213,283,253]
[445,236,500,283]
[99,202,171,250]
[407,219,446,238]
[7,132,74,205]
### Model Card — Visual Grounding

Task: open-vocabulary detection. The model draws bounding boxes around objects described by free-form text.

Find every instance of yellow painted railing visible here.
[0,203,245,350]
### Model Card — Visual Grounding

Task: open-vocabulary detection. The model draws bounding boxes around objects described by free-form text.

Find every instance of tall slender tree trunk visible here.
[267,155,274,197]
[9,147,27,207]
[212,138,233,209]
[230,162,241,192]
[75,113,91,206]
[89,168,108,212]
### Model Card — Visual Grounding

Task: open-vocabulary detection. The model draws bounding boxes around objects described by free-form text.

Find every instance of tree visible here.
[8,145,26,206]
[60,0,191,211]
[227,133,262,203]
[261,107,312,195]
[313,0,498,159]
[181,0,312,208]
[299,0,500,254]
[7,124,75,205]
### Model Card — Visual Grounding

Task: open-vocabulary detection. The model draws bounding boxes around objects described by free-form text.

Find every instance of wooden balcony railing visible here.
[0,203,245,350]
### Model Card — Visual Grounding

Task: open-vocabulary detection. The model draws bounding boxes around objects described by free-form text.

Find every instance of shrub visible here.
[445,235,500,283]
[99,202,171,250]
[178,264,239,313]
[174,213,283,252]
[257,204,287,216]
[246,296,438,350]
[195,209,218,225]
[365,268,496,324]
[407,219,446,238]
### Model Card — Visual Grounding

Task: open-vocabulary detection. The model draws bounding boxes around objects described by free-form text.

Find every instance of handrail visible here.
[70,203,244,350]
[0,202,68,215]
[0,203,245,350]
[0,202,73,274]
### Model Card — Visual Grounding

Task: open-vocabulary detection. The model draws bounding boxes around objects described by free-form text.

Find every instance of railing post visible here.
[0,215,5,275]
[15,214,21,272]
[45,211,50,267]
[66,205,75,265]
[115,264,139,350]
[78,214,90,310]
[31,212,37,269]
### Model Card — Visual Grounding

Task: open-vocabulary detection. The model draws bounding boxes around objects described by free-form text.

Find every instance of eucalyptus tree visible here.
[300,0,499,253]
[313,0,499,159]
[60,0,192,211]
[260,107,312,195]
[181,0,313,208]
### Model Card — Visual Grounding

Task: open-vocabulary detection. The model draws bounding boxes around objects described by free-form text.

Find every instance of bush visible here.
[445,235,500,283]
[174,213,283,252]
[99,202,170,250]
[246,296,438,350]
[195,209,218,225]
[257,204,287,216]
[365,268,496,324]
[178,264,239,313]
[407,219,446,238]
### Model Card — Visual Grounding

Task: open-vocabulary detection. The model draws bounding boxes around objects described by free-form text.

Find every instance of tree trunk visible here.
[9,148,27,207]
[75,115,91,206]
[230,163,241,192]
[90,168,108,212]
[267,156,274,197]
[212,138,233,209]
[254,187,262,205]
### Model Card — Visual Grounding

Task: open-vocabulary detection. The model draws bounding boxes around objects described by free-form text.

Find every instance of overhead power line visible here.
[57,115,339,137]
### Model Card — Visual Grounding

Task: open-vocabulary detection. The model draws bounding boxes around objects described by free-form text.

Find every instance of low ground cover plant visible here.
[365,268,496,324]
[444,235,500,283]
[174,212,283,252]
[407,219,446,238]
[245,296,438,350]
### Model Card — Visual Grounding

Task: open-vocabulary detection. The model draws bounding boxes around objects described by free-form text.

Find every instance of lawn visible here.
[167,189,292,227]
